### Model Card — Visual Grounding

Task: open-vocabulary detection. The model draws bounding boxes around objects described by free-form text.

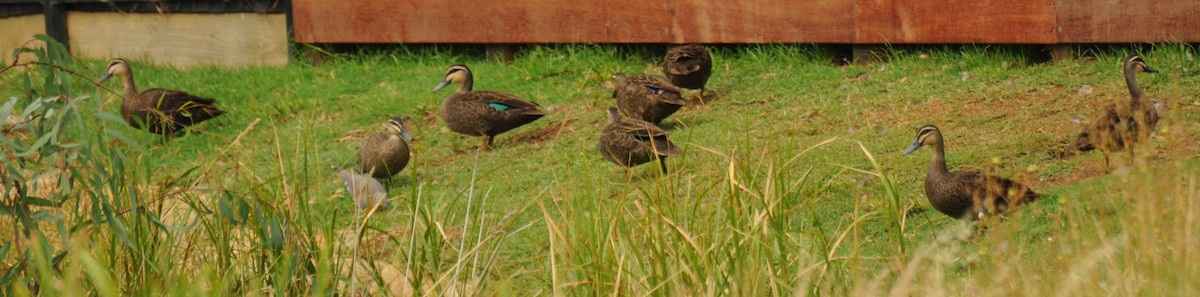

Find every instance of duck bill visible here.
[901,142,922,155]
[400,129,415,142]
[99,72,112,83]
[1142,65,1158,73]
[432,80,451,91]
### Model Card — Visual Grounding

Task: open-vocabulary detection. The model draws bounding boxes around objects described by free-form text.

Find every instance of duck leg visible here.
[1102,152,1110,173]
[480,135,493,152]
[657,158,669,175]
[697,87,708,106]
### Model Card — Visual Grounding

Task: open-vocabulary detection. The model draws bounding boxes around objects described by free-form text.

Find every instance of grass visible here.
[1,42,1199,295]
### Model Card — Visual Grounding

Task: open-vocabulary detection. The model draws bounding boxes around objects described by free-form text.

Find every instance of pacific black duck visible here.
[612,73,686,125]
[99,59,224,135]
[358,116,414,180]
[902,125,1039,220]
[433,64,546,151]
[662,44,713,102]
[1074,55,1160,170]
[598,108,682,174]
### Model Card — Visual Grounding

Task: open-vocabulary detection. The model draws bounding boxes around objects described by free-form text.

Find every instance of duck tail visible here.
[1074,132,1094,152]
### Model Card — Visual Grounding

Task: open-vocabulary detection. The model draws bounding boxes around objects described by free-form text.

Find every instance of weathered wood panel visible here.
[854,0,1057,44]
[67,12,288,68]
[0,14,44,64]
[1056,0,1200,43]
[295,0,1199,44]
[292,0,855,43]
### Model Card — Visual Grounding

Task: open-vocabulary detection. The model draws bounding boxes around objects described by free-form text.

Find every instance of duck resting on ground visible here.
[598,108,682,174]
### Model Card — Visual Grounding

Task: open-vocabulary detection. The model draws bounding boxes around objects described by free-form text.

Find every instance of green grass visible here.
[1,42,1199,295]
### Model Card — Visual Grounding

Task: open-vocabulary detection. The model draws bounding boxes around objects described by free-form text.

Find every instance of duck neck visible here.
[457,73,474,93]
[119,73,139,102]
[1124,67,1146,104]
[927,143,950,177]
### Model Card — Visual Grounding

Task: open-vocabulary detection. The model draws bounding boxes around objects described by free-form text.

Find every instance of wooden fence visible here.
[292,0,1200,44]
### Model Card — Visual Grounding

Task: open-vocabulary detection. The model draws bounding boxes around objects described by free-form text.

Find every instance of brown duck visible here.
[662,44,713,101]
[99,59,223,135]
[1074,55,1159,170]
[612,73,686,125]
[598,108,682,173]
[903,125,1039,220]
[433,64,545,151]
[358,116,414,180]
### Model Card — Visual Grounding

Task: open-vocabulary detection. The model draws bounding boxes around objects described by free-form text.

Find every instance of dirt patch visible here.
[506,119,577,146]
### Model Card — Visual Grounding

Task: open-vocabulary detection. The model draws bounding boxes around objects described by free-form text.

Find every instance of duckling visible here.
[99,59,224,135]
[335,168,389,210]
[1074,55,1159,171]
[902,125,1039,220]
[358,116,414,180]
[612,73,686,125]
[598,108,682,174]
[432,64,546,151]
[662,44,713,102]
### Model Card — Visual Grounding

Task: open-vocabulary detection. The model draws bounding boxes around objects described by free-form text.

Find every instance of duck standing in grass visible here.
[99,58,224,135]
[358,116,414,183]
[1074,55,1160,171]
[598,108,682,174]
[902,125,1039,220]
[612,73,687,125]
[662,44,713,103]
[433,64,545,151]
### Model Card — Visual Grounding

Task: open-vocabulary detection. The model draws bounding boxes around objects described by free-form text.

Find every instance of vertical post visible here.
[852,45,881,65]
[1047,44,1073,62]
[282,0,295,63]
[42,0,68,49]
[485,44,516,63]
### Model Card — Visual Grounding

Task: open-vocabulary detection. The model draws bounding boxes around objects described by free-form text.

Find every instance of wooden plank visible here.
[0,14,45,64]
[671,0,853,43]
[292,0,854,44]
[67,12,288,68]
[1056,0,1200,43]
[855,0,1057,44]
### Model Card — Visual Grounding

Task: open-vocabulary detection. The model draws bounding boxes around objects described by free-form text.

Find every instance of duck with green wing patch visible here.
[433,64,546,151]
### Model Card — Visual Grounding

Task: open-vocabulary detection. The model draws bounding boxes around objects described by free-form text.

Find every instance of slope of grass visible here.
[1,43,1198,295]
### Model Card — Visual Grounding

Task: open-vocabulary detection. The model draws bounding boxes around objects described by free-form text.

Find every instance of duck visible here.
[432,64,546,151]
[99,58,224,135]
[358,116,414,180]
[598,108,682,174]
[611,73,686,125]
[662,44,713,102]
[1074,55,1160,170]
[335,167,389,210]
[902,125,1039,220]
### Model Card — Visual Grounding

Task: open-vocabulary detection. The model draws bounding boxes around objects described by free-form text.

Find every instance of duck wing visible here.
[474,90,545,115]
[140,88,224,124]
[953,170,1040,214]
[616,118,681,156]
